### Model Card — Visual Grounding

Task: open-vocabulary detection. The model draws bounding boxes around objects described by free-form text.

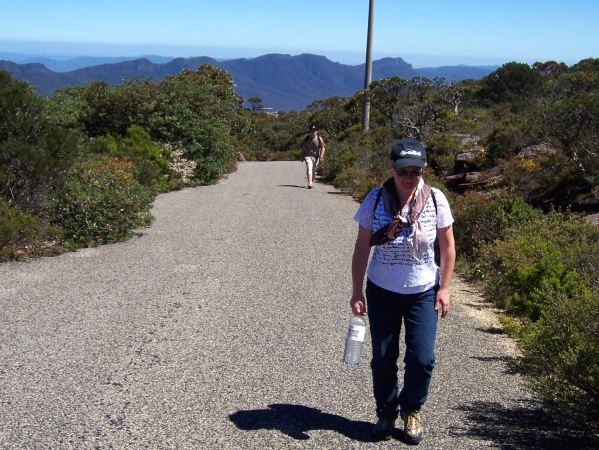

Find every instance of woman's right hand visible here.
[350,293,367,316]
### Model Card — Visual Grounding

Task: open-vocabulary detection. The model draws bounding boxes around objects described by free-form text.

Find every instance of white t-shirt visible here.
[353,185,454,294]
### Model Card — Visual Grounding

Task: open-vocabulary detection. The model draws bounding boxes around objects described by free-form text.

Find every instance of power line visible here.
[239,0,326,51]
[275,0,362,50]
[240,0,361,54]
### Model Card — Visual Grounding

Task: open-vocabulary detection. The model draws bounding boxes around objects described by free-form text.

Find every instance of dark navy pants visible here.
[366,279,438,419]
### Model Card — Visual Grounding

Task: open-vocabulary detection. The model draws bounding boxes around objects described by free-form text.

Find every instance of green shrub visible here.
[427,133,462,172]
[566,226,599,292]
[482,119,532,166]
[479,230,582,315]
[317,141,360,183]
[47,66,242,187]
[51,155,155,247]
[471,208,593,311]
[474,208,599,431]
[511,286,599,432]
[240,149,257,161]
[437,107,495,136]
[182,122,236,186]
[1,71,80,213]
[332,167,381,199]
[0,201,63,261]
[498,150,575,197]
[100,126,175,192]
[268,151,296,161]
[452,192,544,260]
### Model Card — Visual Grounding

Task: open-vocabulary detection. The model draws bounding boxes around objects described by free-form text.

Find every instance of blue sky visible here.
[0,0,597,68]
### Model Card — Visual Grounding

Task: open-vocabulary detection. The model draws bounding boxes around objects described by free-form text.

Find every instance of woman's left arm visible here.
[436,224,456,318]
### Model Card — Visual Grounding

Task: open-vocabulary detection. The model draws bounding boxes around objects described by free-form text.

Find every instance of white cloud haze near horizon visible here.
[1,0,598,68]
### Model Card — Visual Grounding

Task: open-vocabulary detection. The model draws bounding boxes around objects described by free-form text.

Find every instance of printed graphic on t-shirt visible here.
[371,198,437,266]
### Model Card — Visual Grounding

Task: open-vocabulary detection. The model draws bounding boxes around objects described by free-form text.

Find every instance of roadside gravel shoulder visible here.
[450,275,520,358]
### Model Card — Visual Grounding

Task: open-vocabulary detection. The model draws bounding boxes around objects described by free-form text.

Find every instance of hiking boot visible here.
[401,411,423,444]
[373,418,395,440]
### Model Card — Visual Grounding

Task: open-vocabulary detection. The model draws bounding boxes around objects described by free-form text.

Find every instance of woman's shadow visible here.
[229,403,376,441]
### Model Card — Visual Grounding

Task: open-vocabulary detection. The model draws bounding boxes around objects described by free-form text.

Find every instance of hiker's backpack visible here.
[303,135,324,156]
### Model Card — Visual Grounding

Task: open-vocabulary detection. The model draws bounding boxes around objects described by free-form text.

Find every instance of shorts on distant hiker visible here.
[304,156,318,177]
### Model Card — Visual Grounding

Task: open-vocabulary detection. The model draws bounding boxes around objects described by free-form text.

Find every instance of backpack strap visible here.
[373,187,383,215]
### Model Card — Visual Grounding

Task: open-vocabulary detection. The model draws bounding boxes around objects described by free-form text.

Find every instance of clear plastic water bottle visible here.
[343,315,366,366]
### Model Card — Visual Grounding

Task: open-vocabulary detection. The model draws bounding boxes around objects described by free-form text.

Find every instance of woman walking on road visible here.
[350,138,456,444]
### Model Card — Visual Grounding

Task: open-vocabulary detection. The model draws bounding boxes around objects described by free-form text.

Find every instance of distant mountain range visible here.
[0,53,175,72]
[0,53,498,111]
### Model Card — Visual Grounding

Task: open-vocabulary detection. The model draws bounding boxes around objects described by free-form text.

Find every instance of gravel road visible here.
[1,161,597,449]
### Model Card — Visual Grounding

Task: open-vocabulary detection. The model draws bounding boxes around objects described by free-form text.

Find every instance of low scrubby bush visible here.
[332,167,381,199]
[101,126,174,192]
[427,133,462,172]
[452,192,544,260]
[475,210,596,312]
[318,133,397,199]
[479,225,582,314]
[464,206,599,431]
[482,121,531,166]
[0,201,63,261]
[317,141,359,183]
[268,151,296,161]
[51,155,155,247]
[501,283,599,431]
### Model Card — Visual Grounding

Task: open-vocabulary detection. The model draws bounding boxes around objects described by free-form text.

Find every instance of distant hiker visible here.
[300,125,326,189]
[350,138,456,444]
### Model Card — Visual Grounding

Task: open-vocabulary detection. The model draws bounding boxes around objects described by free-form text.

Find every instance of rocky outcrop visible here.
[519,143,558,158]
[445,172,487,193]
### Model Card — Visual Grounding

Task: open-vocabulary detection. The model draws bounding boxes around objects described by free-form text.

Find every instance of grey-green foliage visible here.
[0,201,63,261]
[0,70,80,213]
[46,64,242,186]
[498,227,599,431]
[458,197,599,431]
[529,93,599,179]
[51,153,155,248]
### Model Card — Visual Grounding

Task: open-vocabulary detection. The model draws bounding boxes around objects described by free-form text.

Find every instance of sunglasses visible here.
[394,169,423,178]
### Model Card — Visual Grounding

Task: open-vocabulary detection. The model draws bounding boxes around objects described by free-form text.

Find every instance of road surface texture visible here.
[1,161,597,449]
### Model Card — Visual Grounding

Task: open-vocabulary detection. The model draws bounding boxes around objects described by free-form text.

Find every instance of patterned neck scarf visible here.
[369,177,432,260]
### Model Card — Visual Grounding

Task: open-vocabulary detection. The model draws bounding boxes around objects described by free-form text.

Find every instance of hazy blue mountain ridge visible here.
[0,53,497,111]
[0,53,175,72]
[416,64,500,81]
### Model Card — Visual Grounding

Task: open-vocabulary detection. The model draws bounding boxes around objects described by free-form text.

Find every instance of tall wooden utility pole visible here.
[361,0,375,131]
